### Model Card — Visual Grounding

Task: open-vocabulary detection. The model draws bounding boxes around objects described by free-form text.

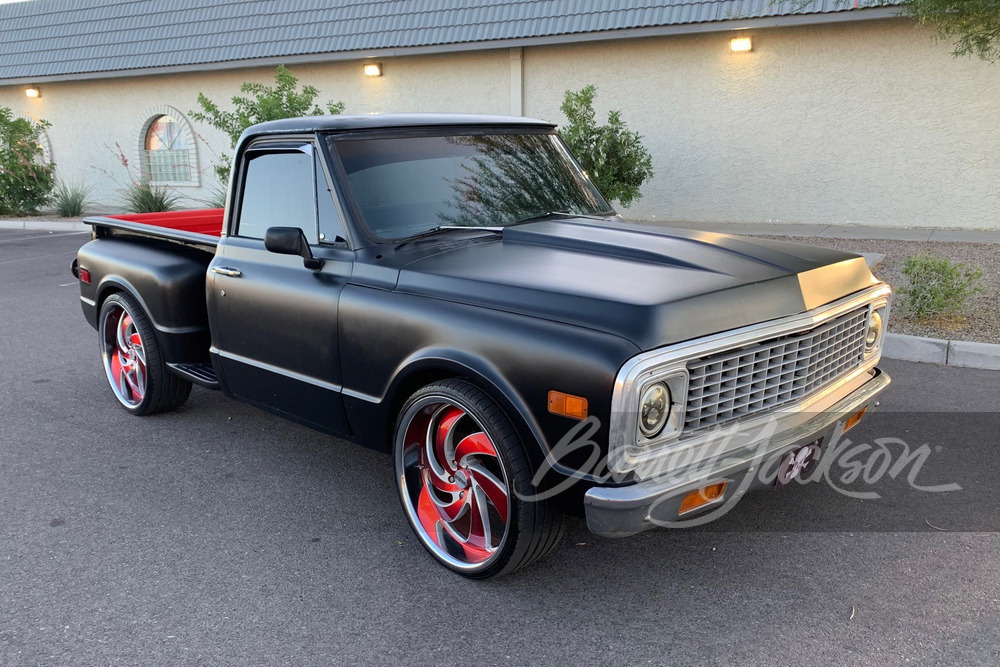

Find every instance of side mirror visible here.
[264,227,324,270]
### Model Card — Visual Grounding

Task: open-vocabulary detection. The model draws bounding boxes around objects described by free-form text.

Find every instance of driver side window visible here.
[236,147,318,243]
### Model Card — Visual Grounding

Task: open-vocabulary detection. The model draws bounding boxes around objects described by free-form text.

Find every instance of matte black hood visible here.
[394,218,879,350]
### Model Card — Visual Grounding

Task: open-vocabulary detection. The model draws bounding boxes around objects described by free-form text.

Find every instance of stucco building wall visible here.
[1,18,997,228]
[522,19,1000,228]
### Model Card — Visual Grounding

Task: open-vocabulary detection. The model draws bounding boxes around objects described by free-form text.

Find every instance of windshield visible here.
[329,131,613,240]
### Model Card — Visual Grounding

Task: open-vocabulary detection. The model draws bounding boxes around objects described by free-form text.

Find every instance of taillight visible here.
[79,268,91,284]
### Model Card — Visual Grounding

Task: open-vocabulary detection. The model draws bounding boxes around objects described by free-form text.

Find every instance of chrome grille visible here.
[684,308,869,431]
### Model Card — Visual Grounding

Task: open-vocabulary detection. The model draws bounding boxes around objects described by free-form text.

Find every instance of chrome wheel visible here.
[100,302,147,408]
[396,396,512,571]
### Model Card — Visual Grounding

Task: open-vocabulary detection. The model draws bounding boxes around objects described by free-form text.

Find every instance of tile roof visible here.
[0,0,901,83]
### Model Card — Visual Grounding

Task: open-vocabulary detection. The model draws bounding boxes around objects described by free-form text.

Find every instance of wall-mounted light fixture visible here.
[24,86,41,98]
[730,37,753,53]
[363,63,383,77]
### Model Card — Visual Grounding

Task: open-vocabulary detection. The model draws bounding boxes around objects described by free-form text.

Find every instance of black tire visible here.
[393,379,564,579]
[98,292,191,416]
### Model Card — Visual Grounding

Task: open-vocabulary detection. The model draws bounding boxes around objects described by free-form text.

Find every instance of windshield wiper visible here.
[507,210,613,227]
[400,225,503,242]
[508,211,573,227]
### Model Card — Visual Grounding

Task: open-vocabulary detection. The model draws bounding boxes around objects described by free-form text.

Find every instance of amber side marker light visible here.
[844,406,868,433]
[548,390,588,420]
[679,481,728,515]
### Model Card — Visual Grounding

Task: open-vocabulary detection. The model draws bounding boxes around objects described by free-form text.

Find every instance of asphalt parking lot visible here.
[1,228,998,666]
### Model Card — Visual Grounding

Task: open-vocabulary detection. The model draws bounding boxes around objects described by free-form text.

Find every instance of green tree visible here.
[902,0,1000,60]
[0,107,55,216]
[793,1,1000,61]
[559,85,653,208]
[190,65,345,182]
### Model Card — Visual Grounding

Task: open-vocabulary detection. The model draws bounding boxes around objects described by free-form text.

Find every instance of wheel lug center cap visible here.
[453,470,469,488]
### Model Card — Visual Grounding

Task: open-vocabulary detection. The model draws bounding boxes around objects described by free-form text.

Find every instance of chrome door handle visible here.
[212,266,242,277]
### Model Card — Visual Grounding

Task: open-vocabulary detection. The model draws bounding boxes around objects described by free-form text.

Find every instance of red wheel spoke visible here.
[467,464,509,523]
[416,485,443,548]
[455,431,497,463]
[433,406,464,472]
[111,352,123,382]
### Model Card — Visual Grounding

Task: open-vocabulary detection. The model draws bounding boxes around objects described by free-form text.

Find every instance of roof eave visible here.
[0,7,903,87]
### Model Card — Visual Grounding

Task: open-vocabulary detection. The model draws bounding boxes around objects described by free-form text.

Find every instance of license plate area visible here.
[776,438,823,488]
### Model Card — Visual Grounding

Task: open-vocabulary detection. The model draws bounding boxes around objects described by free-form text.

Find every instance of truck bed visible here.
[84,209,224,247]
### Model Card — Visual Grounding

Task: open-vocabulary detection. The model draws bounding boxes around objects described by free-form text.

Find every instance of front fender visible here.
[339,285,640,487]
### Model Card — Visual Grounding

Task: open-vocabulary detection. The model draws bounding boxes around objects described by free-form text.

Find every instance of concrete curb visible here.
[0,220,89,232]
[883,333,1000,371]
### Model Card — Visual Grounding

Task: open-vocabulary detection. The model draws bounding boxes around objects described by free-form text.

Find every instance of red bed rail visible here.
[107,209,225,237]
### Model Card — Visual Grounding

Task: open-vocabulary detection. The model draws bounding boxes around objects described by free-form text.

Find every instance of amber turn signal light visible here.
[548,390,588,420]
[844,406,867,432]
[678,481,727,515]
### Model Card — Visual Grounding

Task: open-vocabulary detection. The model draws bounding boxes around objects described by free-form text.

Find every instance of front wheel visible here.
[98,292,191,416]
[393,379,564,578]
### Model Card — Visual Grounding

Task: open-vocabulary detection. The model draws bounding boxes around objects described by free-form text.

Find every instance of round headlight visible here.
[639,382,671,439]
[866,310,883,350]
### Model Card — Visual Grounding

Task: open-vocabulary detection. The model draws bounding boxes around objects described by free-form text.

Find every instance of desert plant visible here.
[900,252,983,320]
[98,143,181,213]
[559,85,653,208]
[52,179,94,217]
[190,65,345,183]
[200,184,227,209]
[121,179,180,213]
[0,107,55,215]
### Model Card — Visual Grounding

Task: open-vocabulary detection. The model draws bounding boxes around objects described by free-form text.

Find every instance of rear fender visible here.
[76,237,212,364]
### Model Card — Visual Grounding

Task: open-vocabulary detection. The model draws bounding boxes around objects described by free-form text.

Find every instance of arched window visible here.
[138,107,199,185]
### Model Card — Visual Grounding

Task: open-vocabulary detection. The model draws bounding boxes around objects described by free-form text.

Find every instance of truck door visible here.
[207,140,354,437]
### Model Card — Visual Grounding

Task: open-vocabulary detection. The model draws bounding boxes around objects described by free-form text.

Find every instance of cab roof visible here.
[241,113,556,141]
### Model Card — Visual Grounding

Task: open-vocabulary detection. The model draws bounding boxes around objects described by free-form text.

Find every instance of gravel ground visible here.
[761,236,1000,344]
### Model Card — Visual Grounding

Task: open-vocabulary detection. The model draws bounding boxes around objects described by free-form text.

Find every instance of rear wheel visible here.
[394,379,564,578]
[98,292,191,415]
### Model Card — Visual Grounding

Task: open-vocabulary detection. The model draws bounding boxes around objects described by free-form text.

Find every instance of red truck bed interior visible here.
[107,209,224,237]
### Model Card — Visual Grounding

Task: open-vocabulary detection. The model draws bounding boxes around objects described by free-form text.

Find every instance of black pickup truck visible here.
[73,114,891,578]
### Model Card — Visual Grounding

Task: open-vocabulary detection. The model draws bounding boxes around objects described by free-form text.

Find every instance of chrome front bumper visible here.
[584,367,891,537]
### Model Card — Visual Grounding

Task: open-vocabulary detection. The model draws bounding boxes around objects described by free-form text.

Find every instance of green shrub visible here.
[121,180,180,213]
[558,85,653,207]
[191,65,345,183]
[900,252,983,320]
[0,107,55,215]
[52,179,93,217]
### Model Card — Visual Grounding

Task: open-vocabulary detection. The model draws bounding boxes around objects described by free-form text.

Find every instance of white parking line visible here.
[59,282,77,287]
[0,231,89,243]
